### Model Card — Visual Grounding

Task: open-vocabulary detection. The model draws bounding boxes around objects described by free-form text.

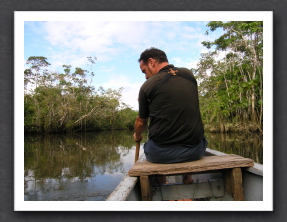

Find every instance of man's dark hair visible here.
[138,47,168,64]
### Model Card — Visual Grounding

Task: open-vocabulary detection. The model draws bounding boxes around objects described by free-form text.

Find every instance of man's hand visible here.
[133,133,142,142]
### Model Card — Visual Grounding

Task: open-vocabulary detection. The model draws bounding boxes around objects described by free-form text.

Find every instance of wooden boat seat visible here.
[128,154,254,201]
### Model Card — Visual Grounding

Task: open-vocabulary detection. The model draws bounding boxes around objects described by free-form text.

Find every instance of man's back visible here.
[138,65,204,145]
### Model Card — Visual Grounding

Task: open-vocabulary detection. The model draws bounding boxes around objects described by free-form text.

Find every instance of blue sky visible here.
[21,11,272,111]
[24,17,224,110]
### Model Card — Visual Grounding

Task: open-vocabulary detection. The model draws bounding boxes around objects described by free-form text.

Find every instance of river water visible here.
[24,130,262,201]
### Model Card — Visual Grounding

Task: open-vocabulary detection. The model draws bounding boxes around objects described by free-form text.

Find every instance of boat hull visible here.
[106,148,263,201]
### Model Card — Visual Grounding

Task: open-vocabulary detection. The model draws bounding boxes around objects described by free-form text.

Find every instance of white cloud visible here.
[121,84,141,110]
[41,21,213,65]
[214,51,228,61]
[185,60,198,69]
[170,57,198,69]
[25,20,224,109]
[100,75,141,110]
[43,21,147,58]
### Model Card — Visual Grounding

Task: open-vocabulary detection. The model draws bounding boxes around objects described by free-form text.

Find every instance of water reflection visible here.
[24,131,262,201]
[205,132,263,164]
[24,130,143,201]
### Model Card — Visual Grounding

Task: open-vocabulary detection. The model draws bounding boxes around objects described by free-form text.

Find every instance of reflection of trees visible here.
[24,130,135,185]
[205,132,263,164]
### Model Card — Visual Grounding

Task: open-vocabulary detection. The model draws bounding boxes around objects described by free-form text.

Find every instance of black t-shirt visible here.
[138,64,204,145]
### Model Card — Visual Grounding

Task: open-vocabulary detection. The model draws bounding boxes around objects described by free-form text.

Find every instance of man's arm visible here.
[133,115,148,142]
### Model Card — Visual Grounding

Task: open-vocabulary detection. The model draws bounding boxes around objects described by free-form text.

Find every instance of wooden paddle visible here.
[135,141,140,163]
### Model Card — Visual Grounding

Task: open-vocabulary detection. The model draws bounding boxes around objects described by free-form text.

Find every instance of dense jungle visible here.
[24,21,263,134]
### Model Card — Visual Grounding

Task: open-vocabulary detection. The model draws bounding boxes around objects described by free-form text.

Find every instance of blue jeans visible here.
[143,137,208,164]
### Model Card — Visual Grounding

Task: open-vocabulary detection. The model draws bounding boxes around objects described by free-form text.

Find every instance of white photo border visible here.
[15,11,273,211]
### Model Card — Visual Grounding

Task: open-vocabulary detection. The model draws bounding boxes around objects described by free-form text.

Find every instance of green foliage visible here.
[24,58,138,134]
[197,21,263,133]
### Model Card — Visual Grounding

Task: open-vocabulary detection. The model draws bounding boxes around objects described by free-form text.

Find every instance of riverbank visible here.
[25,122,262,135]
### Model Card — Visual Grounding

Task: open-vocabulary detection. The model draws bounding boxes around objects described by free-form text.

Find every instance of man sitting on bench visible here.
[133,47,208,184]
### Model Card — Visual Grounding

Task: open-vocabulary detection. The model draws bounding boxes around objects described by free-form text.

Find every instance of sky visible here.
[24,16,224,110]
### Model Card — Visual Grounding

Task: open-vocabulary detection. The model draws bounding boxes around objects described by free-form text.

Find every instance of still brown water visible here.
[24,130,262,201]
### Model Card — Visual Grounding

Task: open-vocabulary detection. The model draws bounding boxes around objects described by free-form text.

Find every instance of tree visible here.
[25,56,51,91]
[198,21,263,132]
[24,57,137,133]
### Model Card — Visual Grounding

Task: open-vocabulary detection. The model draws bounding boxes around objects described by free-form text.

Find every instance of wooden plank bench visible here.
[128,154,254,201]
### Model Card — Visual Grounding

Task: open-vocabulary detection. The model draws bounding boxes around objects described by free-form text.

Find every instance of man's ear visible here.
[148,58,155,67]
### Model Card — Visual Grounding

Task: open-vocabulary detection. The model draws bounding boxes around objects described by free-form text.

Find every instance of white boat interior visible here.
[107,148,263,201]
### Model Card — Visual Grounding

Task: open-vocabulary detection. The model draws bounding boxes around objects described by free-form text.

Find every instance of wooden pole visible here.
[135,141,140,163]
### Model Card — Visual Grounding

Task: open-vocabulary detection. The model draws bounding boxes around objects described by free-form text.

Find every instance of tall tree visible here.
[25,56,51,91]
[198,21,263,132]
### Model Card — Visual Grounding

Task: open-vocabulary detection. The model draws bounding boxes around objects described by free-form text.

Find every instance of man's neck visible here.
[155,62,169,73]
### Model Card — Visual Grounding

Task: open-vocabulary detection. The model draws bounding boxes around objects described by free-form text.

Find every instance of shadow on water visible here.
[24,131,262,201]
